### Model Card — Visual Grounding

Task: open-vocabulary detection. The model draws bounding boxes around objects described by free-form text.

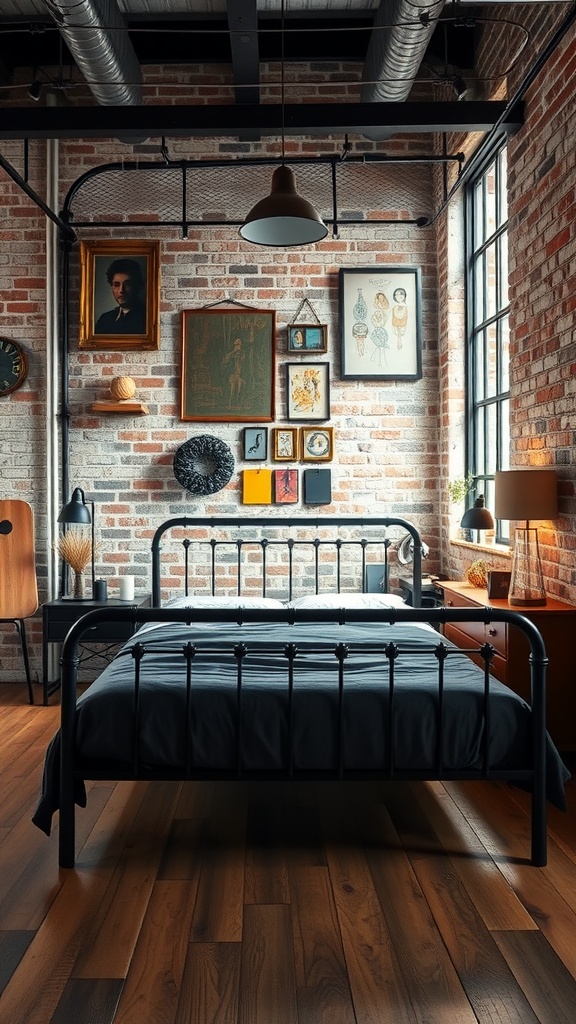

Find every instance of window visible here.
[466,146,510,541]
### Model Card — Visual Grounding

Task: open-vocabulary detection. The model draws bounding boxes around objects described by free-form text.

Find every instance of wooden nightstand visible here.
[42,594,152,705]
[441,580,576,752]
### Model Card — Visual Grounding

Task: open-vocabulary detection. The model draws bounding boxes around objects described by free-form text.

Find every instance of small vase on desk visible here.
[73,571,85,599]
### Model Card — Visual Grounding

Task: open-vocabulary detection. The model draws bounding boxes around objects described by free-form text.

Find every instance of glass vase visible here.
[73,570,85,599]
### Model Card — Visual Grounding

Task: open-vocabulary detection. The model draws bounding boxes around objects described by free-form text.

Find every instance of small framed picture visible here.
[273,426,298,461]
[243,426,268,461]
[286,362,330,421]
[300,426,334,461]
[287,324,328,353]
[274,468,299,504]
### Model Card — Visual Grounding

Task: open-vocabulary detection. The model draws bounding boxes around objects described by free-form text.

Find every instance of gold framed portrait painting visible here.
[79,239,161,350]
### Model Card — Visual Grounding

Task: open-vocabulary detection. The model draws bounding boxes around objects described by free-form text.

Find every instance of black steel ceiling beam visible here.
[0,100,522,140]
[227,0,260,104]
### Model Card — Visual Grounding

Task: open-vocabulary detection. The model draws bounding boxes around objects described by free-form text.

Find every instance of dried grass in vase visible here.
[56,529,92,598]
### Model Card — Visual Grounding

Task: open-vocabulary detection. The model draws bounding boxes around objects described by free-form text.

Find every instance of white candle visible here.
[119,575,135,601]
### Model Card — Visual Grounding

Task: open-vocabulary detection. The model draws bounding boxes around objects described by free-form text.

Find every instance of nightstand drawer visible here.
[442,587,507,657]
[444,623,507,683]
[46,612,138,643]
[444,616,507,659]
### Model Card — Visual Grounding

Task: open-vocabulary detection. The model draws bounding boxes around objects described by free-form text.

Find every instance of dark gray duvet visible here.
[33,619,571,834]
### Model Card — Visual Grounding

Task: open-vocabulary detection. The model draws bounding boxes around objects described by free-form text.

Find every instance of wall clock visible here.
[0,337,28,396]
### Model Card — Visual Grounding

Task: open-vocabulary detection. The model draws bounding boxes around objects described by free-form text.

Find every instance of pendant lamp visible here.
[240,164,328,246]
[239,0,327,247]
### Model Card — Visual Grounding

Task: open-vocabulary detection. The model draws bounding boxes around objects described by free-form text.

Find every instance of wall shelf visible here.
[92,400,149,415]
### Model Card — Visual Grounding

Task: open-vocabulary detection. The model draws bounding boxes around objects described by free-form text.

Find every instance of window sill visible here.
[450,537,511,559]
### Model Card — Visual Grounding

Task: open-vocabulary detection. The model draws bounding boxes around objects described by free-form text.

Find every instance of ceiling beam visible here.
[0,101,522,140]
[227,0,260,104]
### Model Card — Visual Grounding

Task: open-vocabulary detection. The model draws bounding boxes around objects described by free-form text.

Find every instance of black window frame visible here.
[465,143,510,543]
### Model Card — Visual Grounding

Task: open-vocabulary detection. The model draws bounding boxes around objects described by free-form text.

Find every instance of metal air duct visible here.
[362,0,447,106]
[41,0,142,106]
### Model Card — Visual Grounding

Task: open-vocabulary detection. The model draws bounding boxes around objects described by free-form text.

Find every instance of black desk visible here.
[42,594,151,704]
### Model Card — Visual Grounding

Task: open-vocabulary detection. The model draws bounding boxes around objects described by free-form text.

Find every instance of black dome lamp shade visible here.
[239,165,328,246]
[57,487,92,526]
[460,495,494,543]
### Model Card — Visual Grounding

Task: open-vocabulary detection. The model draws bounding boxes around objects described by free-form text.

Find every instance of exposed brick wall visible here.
[0,69,441,681]
[437,8,576,593]
[2,10,576,683]
[505,23,576,597]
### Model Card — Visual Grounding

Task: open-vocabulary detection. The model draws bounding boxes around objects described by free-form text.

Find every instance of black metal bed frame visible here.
[57,516,549,868]
[150,514,423,605]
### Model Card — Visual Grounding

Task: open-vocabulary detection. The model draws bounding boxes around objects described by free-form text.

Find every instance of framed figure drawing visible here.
[181,309,276,422]
[243,427,268,461]
[79,239,161,350]
[273,427,298,461]
[286,362,330,421]
[339,267,422,380]
[274,468,298,504]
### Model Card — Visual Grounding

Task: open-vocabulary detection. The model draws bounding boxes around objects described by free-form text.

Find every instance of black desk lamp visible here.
[460,495,494,543]
[57,487,95,598]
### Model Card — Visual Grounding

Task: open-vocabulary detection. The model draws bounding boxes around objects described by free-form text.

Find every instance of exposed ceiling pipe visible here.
[362,0,447,139]
[40,0,142,106]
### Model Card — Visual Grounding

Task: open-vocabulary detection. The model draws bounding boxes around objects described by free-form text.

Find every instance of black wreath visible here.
[173,435,235,495]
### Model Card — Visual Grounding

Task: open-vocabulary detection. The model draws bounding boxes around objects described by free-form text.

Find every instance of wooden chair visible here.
[0,500,38,704]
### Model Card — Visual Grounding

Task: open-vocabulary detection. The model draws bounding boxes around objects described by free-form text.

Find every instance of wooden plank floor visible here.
[1,682,575,1024]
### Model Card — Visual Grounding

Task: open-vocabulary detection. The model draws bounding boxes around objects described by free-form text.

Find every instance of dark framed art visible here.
[273,427,298,461]
[287,324,328,353]
[273,468,299,504]
[286,361,330,421]
[79,239,161,350]
[339,266,422,380]
[243,427,268,461]
[181,309,276,422]
[300,426,334,462]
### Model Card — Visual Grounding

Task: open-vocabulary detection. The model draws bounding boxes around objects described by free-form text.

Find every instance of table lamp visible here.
[494,469,558,606]
[57,487,96,598]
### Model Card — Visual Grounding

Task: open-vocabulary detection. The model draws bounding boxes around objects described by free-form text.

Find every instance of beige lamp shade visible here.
[494,469,558,523]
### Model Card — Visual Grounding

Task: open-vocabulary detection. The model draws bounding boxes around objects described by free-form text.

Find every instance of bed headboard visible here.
[151,515,424,607]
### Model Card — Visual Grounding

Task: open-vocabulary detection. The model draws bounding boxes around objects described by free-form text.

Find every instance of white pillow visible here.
[288,592,407,610]
[165,595,284,610]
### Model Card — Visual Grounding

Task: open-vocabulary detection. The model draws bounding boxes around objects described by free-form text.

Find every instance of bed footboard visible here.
[55,603,554,870]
